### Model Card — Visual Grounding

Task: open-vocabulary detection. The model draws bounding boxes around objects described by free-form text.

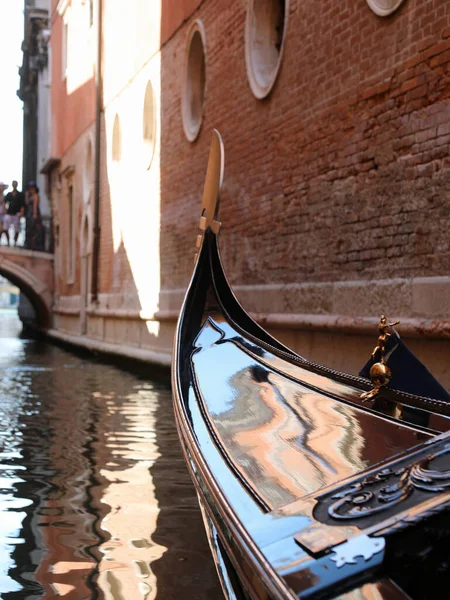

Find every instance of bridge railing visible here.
[0,216,53,253]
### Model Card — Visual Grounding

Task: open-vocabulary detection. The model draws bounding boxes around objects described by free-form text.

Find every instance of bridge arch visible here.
[0,249,53,330]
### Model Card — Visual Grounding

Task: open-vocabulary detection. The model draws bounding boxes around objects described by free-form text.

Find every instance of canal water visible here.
[0,310,222,599]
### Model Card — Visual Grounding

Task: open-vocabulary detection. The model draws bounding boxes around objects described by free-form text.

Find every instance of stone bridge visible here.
[0,247,53,328]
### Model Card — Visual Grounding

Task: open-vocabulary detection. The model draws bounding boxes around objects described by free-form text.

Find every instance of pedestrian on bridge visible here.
[3,181,25,246]
[25,182,43,251]
[0,182,8,245]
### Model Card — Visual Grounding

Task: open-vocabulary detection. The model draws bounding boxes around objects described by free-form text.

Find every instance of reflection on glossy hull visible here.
[192,317,428,510]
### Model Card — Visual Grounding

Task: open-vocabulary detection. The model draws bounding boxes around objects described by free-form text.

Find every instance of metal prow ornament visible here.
[361,315,400,401]
[194,130,225,262]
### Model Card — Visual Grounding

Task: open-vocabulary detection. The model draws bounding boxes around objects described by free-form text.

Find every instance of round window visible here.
[143,81,156,169]
[182,20,206,142]
[366,0,406,16]
[245,0,288,99]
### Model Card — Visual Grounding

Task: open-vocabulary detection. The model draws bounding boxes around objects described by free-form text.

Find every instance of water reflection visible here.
[0,311,220,599]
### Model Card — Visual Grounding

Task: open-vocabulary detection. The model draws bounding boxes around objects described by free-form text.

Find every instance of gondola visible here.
[172,130,450,600]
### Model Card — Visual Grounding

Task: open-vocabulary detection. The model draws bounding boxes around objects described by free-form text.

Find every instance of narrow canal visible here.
[0,310,222,599]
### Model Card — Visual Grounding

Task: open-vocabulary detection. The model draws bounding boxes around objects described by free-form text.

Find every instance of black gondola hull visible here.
[173,226,450,600]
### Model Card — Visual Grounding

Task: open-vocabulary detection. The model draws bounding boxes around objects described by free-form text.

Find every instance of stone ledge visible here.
[46,329,172,367]
[232,276,450,319]
[52,276,450,339]
[54,305,80,316]
[158,276,450,327]
[154,309,450,339]
[253,313,450,339]
[86,307,142,320]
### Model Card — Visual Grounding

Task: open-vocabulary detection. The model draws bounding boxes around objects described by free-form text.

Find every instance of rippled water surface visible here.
[0,310,222,599]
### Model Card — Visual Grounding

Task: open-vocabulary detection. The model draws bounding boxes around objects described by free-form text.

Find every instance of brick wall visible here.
[159,0,450,289]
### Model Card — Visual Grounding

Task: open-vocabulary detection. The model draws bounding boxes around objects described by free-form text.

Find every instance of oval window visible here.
[182,20,206,142]
[366,0,406,16]
[245,0,288,99]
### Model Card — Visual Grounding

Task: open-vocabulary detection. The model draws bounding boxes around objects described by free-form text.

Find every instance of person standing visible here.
[0,182,8,244]
[3,181,25,246]
[25,182,42,250]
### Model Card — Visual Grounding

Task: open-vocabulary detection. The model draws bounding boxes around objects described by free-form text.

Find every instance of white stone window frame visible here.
[83,135,94,204]
[81,208,93,258]
[366,0,406,17]
[80,207,93,328]
[182,19,207,143]
[245,0,289,100]
[62,166,76,285]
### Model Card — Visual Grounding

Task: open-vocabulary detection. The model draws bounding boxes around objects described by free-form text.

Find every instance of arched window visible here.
[112,114,122,163]
[143,81,156,168]
[245,0,288,99]
[182,20,206,142]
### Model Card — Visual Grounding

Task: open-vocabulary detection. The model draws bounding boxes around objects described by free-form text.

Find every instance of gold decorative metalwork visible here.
[360,315,400,401]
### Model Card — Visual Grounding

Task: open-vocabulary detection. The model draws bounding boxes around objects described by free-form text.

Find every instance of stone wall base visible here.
[46,318,450,392]
[46,328,172,368]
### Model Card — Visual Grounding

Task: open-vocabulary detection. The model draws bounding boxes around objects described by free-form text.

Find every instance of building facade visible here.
[19,0,52,220]
[46,0,450,387]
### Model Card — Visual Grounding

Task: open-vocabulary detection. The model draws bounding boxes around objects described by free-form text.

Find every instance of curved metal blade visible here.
[199,129,224,232]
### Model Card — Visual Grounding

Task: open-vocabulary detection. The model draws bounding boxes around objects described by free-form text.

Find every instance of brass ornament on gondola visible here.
[361,315,400,401]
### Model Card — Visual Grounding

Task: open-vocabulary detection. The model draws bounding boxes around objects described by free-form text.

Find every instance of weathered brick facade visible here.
[160,0,450,287]
[49,0,450,385]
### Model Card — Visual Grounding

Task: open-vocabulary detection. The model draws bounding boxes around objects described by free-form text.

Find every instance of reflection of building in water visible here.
[92,389,164,600]
[31,385,165,599]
